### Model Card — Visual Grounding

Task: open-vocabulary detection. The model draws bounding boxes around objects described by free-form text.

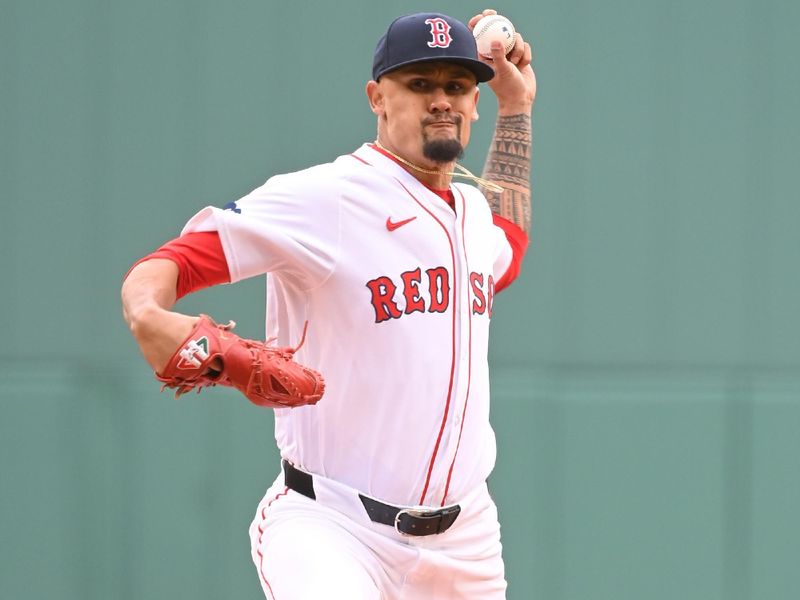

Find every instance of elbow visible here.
[125,303,161,338]
[120,258,179,331]
[120,278,163,337]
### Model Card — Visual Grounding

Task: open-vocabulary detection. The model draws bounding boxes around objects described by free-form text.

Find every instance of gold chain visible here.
[374,141,505,193]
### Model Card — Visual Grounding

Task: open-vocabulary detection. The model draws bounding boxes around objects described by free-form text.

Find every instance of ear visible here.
[470,87,480,121]
[365,80,385,116]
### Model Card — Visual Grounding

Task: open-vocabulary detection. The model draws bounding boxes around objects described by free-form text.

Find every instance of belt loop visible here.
[283,460,316,500]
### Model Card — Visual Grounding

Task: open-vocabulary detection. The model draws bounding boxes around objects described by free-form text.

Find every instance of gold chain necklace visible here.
[374,141,504,193]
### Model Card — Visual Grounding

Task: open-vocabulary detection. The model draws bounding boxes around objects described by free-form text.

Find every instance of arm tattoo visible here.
[479,114,532,233]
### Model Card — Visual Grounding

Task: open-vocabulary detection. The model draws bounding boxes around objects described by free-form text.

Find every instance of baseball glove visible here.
[155,315,325,409]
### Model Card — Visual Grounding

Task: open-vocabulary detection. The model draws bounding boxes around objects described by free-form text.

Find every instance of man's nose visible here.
[429,88,452,113]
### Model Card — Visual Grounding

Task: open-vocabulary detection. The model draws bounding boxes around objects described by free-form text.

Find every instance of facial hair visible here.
[421,115,464,163]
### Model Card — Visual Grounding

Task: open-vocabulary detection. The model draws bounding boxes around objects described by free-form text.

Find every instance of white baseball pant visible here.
[248,468,507,599]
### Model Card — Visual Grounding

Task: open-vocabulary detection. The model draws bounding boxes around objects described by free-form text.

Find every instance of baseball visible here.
[472,14,516,57]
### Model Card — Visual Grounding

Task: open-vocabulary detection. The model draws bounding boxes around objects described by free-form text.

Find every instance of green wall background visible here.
[2,1,798,598]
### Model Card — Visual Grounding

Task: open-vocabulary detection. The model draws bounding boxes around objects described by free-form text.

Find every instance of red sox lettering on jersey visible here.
[366,267,494,323]
[425,18,453,48]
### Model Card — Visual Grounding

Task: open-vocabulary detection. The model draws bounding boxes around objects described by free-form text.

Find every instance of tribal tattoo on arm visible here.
[479,114,532,234]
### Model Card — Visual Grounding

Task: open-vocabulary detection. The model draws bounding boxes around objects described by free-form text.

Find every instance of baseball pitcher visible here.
[122,8,535,599]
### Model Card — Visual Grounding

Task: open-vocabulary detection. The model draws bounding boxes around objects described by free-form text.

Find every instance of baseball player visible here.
[121,8,535,599]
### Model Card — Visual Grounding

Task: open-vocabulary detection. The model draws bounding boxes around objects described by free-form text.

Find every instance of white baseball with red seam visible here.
[472,14,516,57]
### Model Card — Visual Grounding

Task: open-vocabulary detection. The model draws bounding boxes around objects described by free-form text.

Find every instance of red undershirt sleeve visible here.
[492,215,529,293]
[124,231,231,300]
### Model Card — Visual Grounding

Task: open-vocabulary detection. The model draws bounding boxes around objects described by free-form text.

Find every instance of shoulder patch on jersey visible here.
[223,201,241,213]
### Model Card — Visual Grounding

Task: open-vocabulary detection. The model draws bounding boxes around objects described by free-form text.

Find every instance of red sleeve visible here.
[125,231,231,300]
[492,215,529,294]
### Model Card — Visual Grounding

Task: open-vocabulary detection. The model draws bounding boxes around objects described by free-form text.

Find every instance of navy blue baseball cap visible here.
[372,13,495,83]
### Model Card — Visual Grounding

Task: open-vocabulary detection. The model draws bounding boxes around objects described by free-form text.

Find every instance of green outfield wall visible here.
[2,1,799,598]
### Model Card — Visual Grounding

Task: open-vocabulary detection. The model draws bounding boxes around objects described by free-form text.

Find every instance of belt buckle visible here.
[394,506,431,536]
[394,504,462,536]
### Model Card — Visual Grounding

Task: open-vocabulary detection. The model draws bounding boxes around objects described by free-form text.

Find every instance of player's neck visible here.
[417,169,453,191]
[371,142,453,190]
[371,140,503,193]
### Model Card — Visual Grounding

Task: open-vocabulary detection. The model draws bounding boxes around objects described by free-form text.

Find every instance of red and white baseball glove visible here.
[156,315,325,409]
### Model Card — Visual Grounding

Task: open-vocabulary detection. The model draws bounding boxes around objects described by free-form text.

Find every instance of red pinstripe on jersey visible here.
[349,153,370,166]
[440,186,474,506]
[389,178,459,506]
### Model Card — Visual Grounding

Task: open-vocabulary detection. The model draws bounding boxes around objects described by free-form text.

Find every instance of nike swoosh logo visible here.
[386,216,417,231]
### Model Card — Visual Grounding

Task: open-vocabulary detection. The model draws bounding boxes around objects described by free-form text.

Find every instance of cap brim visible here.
[376,56,495,83]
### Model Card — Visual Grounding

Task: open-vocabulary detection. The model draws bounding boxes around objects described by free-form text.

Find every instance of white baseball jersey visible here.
[182,143,515,508]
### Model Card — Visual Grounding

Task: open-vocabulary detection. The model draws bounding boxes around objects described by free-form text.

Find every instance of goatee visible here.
[422,138,464,163]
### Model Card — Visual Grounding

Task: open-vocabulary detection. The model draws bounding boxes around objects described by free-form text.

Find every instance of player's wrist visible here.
[129,305,197,348]
[496,101,533,117]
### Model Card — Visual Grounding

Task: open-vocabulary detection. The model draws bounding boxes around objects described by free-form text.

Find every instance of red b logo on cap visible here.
[425,18,452,48]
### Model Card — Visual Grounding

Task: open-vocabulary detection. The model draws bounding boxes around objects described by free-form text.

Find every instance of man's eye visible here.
[446,82,465,94]
[409,79,430,91]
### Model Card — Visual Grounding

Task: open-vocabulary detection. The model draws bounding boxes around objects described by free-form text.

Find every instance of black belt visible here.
[282,460,461,537]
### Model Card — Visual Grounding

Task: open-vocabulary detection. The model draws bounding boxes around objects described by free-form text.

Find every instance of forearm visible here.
[121,258,197,372]
[479,113,532,234]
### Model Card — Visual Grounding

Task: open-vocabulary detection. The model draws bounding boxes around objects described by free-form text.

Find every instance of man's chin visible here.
[422,138,464,164]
